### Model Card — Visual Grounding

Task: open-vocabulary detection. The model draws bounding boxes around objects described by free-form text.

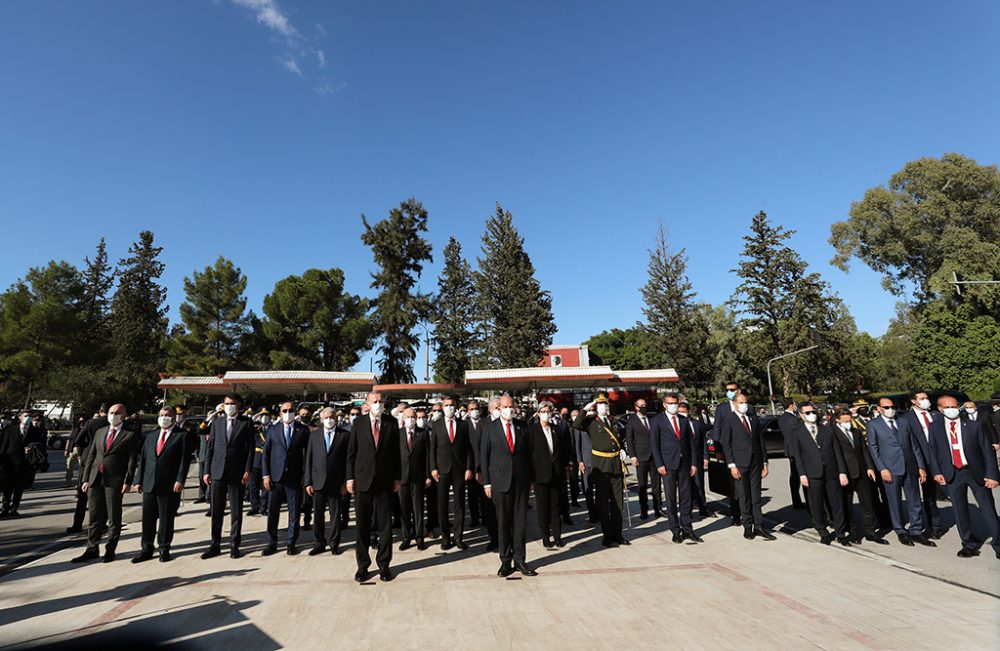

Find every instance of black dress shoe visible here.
[286,544,299,555]
[685,531,704,543]
[498,564,514,577]
[262,545,278,557]
[897,533,914,546]
[913,534,936,547]
[743,527,755,540]
[865,534,889,545]
[246,509,259,516]
[819,533,832,545]
[554,538,565,548]
[399,539,413,551]
[755,528,776,541]
[698,509,711,517]
[370,537,378,549]
[71,548,100,563]
[836,537,852,547]
[515,561,537,576]
[309,545,326,556]
[230,548,242,559]
[416,540,426,551]
[639,512,649,521]
[671,532,683,544]
[957,547,980,558]
[617,537,630,546]
[159,549,172,562]
[930,529,946,540]
[65,526,83,534]
[102,549,116,563]
[131,550,154,564]
[302,517,312,529]
[378,568,394,582]
[201,546,221,559]
[331,545,341,556]
[355,569,367,583]
[441,538,454,551]
[455,540,469,551]
[601,538,618,548]
[542,537,554,549]
[204,510,211,517]
[562,517,574,526]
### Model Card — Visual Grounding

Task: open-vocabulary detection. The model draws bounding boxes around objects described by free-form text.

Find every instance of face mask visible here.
[500,407,513,420]
[416,418,426,429]
[803,413,818,424]
[108,414,124,427]
[736,403,749,415]
[596,404,609,417]
[260,416,271,426]
[665,404,679,415]
[636,406,647,414]
[726,390,737,401]
[176,416,186,426]
[469,409,480,421]
[490,409,500,421]
[369,402,383,416]
[882,408,896,420]
[942,407,960,420]
[404,417,415,430]
[21,415,31,426]
[320,417,336,430]
[964,407,976,415]
[839,422,851,431]
[443,406,456,419]
[224,404,238,417]
[917,399,931,411]
[281,412,296,424]
[350,415,358,423]
[539,412,550,423]
[431,411,442,422]
[157,416,173,429]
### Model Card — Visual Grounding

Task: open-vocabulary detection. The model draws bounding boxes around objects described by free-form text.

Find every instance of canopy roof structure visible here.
[158,371,377,396]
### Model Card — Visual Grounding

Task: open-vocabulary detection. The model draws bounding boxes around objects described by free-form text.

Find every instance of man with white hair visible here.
[305,407,350,556]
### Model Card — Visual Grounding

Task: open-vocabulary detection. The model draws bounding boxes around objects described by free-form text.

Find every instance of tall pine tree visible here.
[361,198,433,383]
[109,231,168,409]
[432,237,478,383]
[475,203,555,368]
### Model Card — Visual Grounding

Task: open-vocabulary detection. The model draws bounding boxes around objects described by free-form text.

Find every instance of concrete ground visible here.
[0,454,997,650]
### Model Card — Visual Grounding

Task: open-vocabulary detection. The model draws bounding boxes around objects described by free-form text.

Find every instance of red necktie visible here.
[921,411,932,432]
[99,427,116,473]
[372,417,380,447]
[505,421,514,452]
[949,421,963,469]
[741,416,751,435]
[671,416,681,440]
[448,419,455,444]
[156,430,167,456]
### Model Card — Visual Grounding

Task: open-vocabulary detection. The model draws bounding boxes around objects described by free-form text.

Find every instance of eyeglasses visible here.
[801,411,816,416]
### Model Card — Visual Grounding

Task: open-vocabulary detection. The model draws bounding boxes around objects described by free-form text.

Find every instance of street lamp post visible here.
[767,344,819,415]
[417,322,431,383]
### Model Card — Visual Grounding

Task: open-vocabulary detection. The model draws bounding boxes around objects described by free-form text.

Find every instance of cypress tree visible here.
[432,237,478,382]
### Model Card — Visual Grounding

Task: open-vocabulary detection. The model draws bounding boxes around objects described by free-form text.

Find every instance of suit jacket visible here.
[0,423,26,480]
[206,415,256,483]
[304,426,350,492]
[787,422,846,479]
[467,418,487,473]
[687,418,708,466]
[778,412,800,456]
[625,413,654,461]
[573,426,592,469]
[866,416,925,477]
[399,426,431,485]
[719,411,767,469]
[430,417,474,476]
[927,418,1000,484]
[262,421,310,484]
[903,409,939,470]
[481,418,532,493]
[528,420,570,485]
[833,424,875,480]
[650,412,696,471]
[82,423,140,486]
[347,413,401,492]
[135,426,191,494]
[711,401,736,450]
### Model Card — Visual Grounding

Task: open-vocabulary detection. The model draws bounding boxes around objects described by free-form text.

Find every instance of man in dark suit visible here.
[625,398,661,520]
[72,404,140,563]
[902,390,945,539]
[983,393,1000,450]
[529,401,571,548]
[555,406,577,523]
[929,395,1000,559]
[131,407,191,563]
[397,407,431,551]
[466,400,497,551]
[2,410,46,518]
[831,410,886,545]
[712,381,743,525]
[778,398,808,509]
[305,407,350,556]
[65,406,108,533]
[202,393,255,559]
[678,402,711,517]
[651,393,701,543]
[262,401,310,556]
[482,394,535,577]
[719,393,774,541]
[347,391,401,583]
[787,402,850,546]
[0,417,28,518]
[430,396,474,550]
[866,397,933,546]
[247,408,269,517]
[573,394,628,547]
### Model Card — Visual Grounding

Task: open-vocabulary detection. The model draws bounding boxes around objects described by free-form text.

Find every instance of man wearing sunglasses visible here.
[787,402,850,546]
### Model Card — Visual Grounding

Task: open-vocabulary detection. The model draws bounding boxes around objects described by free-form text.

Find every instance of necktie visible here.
[921,411,932,432]
[372,417,380,447]
[407,430,413,451]
[809,424,818,444]
[448,419,455,444]
[641,417,647,430]
[285,425,291,448]
[741,415,751,435]
[949,421,963,469]
[156,430,167,456]
[671,415,680,440]
[100,427,116,473]
[226,418,233,442]
[505,421,514,452]
[888,419,897,433]
[325,431,332,452]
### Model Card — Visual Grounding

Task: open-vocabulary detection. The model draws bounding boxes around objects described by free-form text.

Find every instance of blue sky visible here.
[1,1,998,374]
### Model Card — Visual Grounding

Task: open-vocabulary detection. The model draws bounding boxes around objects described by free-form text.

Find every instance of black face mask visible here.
[636,406,647,414]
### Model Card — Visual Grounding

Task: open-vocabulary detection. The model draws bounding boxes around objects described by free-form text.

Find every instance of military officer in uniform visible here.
[573,394,628,547]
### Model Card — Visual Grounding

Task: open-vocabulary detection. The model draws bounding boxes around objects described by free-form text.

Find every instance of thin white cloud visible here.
[283,58,303,76]
[317,50,326,68]
[315,23,328,38]
[231,0,299,42]
[314,81,347,96]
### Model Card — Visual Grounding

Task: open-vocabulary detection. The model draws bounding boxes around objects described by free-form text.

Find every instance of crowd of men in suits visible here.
[5,382,998,580]
[0,410,48,517]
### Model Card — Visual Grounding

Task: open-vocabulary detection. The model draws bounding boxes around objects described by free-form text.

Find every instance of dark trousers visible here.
[438,471,467,541]
[535,480,563,540]
[86,475,124,551]
[788,457,808,506]
[663,467,693,534]
[805,474,846,537]
[873,474,892,528]
[920,479,941,533]
[884,472,923,535]
[0,480,14,513]
[355,488,393,571]
[197,456,208,500]
[842,475,877,538]
[71,483,88,529]
[493,486,528,564]
[266,481,301,546]
[399,480,426,541]
[947,468,1000,553]
[690,465,708,511]
[582,467,597,520]
[636,458,662,515]
[140,491,181,551]
[209,480,245,548]
[339,492,351,528]
[248,469,264,513]
[734,463,763,527]
[592,468,623,541]
[467,478,485,524]
[313,486,343,548]
[569,465,581,504]
[301,491,314,524]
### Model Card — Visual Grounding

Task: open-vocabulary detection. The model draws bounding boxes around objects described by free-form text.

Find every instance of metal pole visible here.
[765,344,819,415]
[424,327,430,383]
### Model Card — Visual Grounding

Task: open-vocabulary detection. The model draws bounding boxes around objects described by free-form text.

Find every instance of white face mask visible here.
[281,412,296,425]
[431,411,442,422]
[539,412,550,423]
[664,403,679,415]
[157,416,173,429]
[882,408,896,420]
[469,409,480,421]
[108,413,124,427]
[404,417,415,430]
[490,409,500,421]
[500,407,513,421]
[596,404,609,417]
[917,398,931,411]
[224,404,238,417]
[443,406,456,419]
[942,407,961,420]
[839,422,851,431]
[803,413,818,424]
[322,417,337,430]
[260,415,271,426]
[369,402,383,416]
[416,418,426,429]
[964,407,976,415]
[736,403,749,415]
